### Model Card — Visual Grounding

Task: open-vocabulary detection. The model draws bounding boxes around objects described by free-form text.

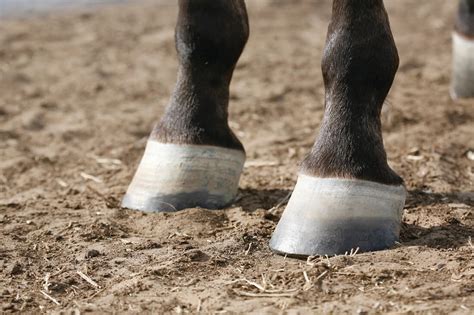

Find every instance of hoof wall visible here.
[270,175,406,256]
[451,32,474,99]
[122,190,234,212]
[122,141,245,212]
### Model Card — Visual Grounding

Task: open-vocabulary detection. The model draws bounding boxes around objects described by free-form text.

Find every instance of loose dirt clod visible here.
[9,263,23,276]
[85,249,101,259]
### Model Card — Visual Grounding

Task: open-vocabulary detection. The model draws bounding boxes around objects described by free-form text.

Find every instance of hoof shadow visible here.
[401,222,473,249]
[401,189,473,249]
[235,188,292,213]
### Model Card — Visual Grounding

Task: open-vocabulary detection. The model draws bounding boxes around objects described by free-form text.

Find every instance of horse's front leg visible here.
[452,0,474,99]
[270,0,406,256]
[122,0,249,212]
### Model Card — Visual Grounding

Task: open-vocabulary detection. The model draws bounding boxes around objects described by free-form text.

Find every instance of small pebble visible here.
[467,150,474,161]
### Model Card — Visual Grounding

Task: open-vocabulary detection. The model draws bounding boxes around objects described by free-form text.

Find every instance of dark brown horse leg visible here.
[452,0,474,99]
[122,0,249,212]
[270,0,406,256]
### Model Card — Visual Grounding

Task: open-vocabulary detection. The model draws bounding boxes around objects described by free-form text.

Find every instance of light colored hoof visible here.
[270,175,406,256]
[122,141,245,212]
[451,32,474,99]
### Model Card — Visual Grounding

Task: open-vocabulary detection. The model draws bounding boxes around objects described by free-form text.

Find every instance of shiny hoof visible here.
[269,175,406,257]
[451,32,474,99]
[122,141,245,212]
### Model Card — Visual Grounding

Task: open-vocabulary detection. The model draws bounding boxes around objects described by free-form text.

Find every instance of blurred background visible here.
[0,0,128,17]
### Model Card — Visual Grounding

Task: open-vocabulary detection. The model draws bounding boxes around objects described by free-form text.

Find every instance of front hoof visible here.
[122,141,245,212]
[451,32,474,99]
[269,175,406,256]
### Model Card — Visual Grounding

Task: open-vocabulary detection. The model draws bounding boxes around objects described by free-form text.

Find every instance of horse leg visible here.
[122,0,249,212]
[270,0,406,256]
[452,0,474,99]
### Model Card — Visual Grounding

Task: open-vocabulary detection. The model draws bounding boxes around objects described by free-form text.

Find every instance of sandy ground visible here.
[0,0,473,313]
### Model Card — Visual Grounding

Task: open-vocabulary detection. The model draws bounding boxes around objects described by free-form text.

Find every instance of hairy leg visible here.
[122,0,249,212]
[452,0,474,99]
[152,0,249,148]
[270,0,406,256]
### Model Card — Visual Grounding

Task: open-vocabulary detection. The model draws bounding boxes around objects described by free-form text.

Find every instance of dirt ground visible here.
[0,0,473,313]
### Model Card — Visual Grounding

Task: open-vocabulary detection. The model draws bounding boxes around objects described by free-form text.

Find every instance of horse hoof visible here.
[122,141,245,212]
[451,32,474,99]
[269,175,406,257]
